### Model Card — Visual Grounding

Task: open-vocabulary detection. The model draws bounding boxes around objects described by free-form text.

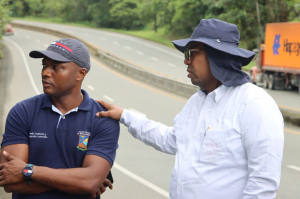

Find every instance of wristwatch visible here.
[22,164,33,184]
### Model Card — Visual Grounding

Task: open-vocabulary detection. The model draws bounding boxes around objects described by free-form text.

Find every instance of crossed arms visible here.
[0,143,112,197]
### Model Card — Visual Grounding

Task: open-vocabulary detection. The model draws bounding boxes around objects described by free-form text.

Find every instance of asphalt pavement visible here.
[13,20,189,84]
[12,19,300,115]
[1,27,300,199]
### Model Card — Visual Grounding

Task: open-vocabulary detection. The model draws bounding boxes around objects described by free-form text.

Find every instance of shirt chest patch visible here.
[77,131,90,151]
[29,132,48,139]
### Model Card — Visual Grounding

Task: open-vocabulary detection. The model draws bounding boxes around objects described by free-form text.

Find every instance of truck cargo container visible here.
[250,22,300,92]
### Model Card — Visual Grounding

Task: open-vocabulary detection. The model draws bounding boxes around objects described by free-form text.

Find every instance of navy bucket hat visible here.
[172,19,255,66]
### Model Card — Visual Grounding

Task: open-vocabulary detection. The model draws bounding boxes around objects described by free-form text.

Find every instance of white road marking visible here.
[113,41,119,45]
[7,37,169,198]
[44,44,48,48]
[25,35,30,39]
[287,165,300,172]
[128,108,146,116]
[136,51,144,55]
[168,63,177,67]
[84,33,90,37]
[114,163,169,198]
[87,85,95,91]
[125,46,132,50]
[4,38,40,95]
[35,39,41,43]
[105,33,182,59]
[151,57,159,61]
[103,95,114,102]
[66,30,73,33]
[100,37,107,41]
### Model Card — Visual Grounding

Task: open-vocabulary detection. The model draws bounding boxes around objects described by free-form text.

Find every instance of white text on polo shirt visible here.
[29,132,48,138]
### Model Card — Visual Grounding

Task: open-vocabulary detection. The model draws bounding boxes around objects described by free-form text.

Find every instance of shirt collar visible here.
[41,89,91,111]
[197,89,207,99]
[212,85,230,102]
[78,89,91,111]
[197,85,230,102]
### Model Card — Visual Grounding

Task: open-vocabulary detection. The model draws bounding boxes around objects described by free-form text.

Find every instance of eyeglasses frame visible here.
[184,48,204,60]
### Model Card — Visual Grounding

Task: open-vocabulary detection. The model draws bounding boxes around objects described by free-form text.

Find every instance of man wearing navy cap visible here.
[0,38,120,199]
[96,19,284,199]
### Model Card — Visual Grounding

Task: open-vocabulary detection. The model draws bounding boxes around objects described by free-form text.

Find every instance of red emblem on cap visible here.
[55,42,73,52]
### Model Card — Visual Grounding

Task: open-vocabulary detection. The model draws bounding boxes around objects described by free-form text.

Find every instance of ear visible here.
[77,68,87,81]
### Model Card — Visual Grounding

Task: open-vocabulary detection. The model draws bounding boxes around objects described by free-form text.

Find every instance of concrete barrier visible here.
[11,22,300,127]
[12,22,198,98]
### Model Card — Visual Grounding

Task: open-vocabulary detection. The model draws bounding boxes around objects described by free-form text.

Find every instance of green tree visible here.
[87,0,114,28]
[162,0,208,37]
[41,0,65,19]
[24,0,44,17]
[204,0,300,49]
[0,0,10,40]
[138,0,168,32]
[9,0,26,17]
[109,0,141,30]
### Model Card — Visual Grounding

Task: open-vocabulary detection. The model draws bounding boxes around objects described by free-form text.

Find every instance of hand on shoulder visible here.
[95,100,124,121]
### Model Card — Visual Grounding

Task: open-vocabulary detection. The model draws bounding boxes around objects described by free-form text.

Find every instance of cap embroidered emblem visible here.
[51,41,73,52]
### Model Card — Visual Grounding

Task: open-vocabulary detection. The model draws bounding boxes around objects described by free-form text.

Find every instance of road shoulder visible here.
[0,39,12,199]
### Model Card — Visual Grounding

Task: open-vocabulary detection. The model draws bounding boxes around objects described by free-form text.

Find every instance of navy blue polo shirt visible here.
[1,90,120,199]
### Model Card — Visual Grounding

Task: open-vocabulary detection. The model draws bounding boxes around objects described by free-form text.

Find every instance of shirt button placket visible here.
[177,180,182,199]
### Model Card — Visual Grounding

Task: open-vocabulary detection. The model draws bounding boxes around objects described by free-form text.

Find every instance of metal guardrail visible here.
[12,22,198,98]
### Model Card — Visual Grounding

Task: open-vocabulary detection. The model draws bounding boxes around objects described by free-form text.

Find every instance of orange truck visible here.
[250,22,300,92]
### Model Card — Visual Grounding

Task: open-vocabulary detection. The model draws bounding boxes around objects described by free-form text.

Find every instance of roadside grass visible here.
[12,17,255,70]
[112,28,175,47]
[0,41,4,59]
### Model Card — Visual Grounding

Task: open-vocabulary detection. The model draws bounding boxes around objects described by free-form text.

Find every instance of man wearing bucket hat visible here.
[0,38,120,199]
[96,19,284,199]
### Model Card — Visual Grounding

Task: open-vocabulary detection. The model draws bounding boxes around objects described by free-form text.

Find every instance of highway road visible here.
[13,20,189,84]
[12,19,300,112]
[1,28,300,199]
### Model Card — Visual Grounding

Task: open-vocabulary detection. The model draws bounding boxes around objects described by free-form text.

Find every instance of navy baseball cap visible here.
[29,38,91,72]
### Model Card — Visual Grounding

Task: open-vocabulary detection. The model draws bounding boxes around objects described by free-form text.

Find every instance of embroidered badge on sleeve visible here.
[77,131,90,151]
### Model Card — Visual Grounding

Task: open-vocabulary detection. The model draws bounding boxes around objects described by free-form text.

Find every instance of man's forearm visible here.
[4,181,52,194]
[121,109,177,154]
[32,166,105,194]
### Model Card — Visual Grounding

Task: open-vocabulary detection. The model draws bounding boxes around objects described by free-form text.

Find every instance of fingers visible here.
[88,188,102,199]
[0,180,6,187]
[103,179,113,190]
[96,188,101,196]
[95,100,111,110]
[99,185,106,194]
[96,111,110,118]
[3,151,14,161]
[95,100,124,120]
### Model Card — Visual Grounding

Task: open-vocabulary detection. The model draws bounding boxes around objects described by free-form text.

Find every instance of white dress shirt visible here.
[120,83,284,199]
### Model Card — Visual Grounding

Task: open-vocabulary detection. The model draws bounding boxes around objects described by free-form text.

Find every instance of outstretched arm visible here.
[96,100,177,154]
